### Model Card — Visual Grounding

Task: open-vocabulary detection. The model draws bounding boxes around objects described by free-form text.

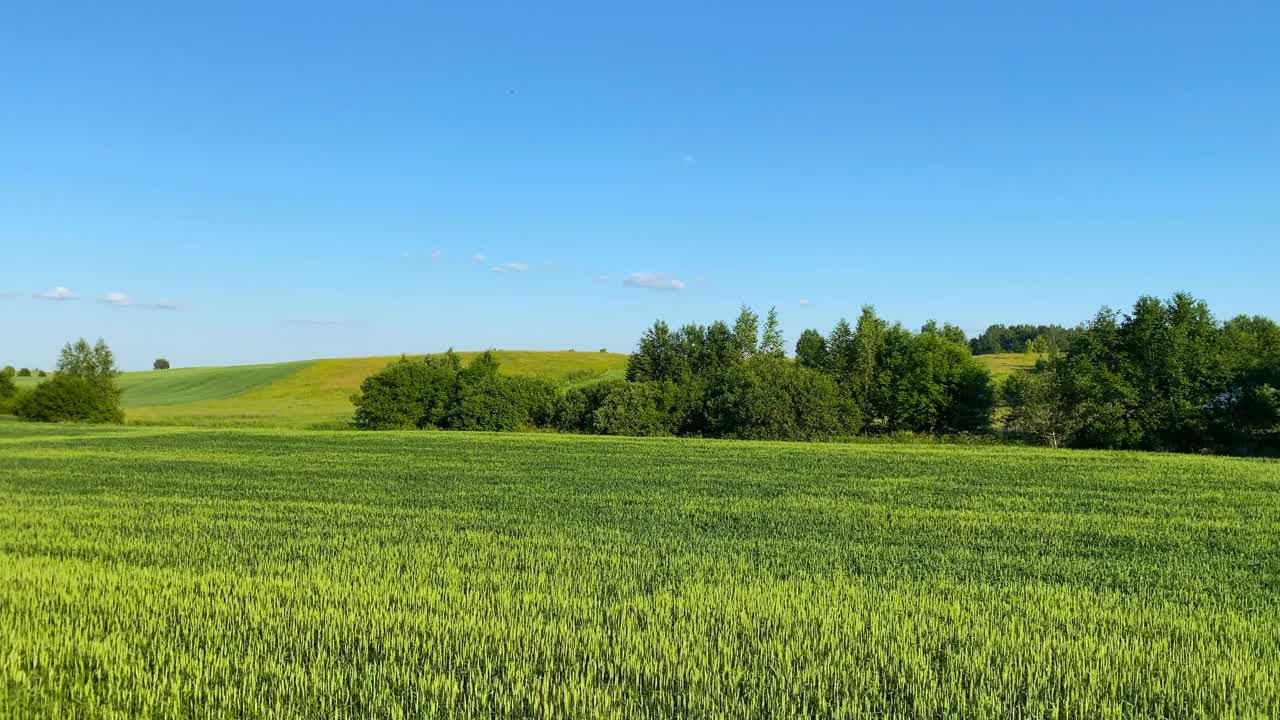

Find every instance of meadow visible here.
[1,422,1276,718]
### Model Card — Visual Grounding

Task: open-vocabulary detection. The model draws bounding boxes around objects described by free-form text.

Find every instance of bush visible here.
[704,357,860,441]
[14,375,124,423]
[1,366,14,378]
[154,358,171,370]
[553,380,626,433]
[351,355,459,430]
[17,368,31,377]
[0,372,14,399]
[593,382,676,436]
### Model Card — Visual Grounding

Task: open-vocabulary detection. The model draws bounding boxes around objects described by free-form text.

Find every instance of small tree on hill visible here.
[17,368,31,377]
[154,358,171,370]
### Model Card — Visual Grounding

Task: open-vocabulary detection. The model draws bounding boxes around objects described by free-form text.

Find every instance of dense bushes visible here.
[14,375,124,423]
[351,351,558,431]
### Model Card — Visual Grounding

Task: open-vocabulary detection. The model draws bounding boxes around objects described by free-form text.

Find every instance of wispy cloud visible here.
[595,274,610,282]
[153,299,179,310]
[799,298,812,307]
[683,153,696,166]
[624,272,685,291]
[431,248,443,261]
[35,286,77,301]
[102,291,131,306]
[472,253,487,264]
[491,262,529,273]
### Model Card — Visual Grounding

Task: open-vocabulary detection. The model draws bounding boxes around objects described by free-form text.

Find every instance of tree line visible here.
[968,324,1082,355]
[1003,293,1278,455]
[354,292,1278,456]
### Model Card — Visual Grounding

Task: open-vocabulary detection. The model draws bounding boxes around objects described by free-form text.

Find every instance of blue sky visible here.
[3,2,1277,370]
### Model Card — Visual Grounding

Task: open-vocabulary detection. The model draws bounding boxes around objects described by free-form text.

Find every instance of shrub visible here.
[593,382,675,436]
[0,372,14,399]
[553,380,626,434]
[17,368,31,377]
[704,357,860,441]
[14,375,124,423]
[1,366,14,378]
[351,355,459,430]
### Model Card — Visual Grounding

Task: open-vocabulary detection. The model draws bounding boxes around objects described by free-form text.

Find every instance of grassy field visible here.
[0,422,1275,718]
[975,352,1040,379]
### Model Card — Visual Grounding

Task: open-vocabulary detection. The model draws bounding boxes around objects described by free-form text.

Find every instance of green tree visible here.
[153,358,171,370]
[0,372,14,399]
[17,368,31,377]
[731,305,760,360]
[759,307,785,358]
[627,321,687,382]
[1002,360,1077,447]
[350,354,460,430]
[57,338,120,396]
[794,329,828,370]
[825,319,854,381]
[592,382,675,436]
[1,366,14,378]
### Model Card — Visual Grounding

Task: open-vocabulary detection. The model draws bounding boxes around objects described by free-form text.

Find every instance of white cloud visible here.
[799,298,812,307]
[623,272,685,291]
[683,153,696,166]
[472,253,487,263]
[431,249,443,261]
[491,262,529,273]
[153,299,179,310]
[595,274,610,282]
[102,291,131,306]
[35,286,77,301]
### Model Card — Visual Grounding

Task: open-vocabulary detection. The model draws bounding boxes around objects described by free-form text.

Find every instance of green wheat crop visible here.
[0,422,1276,718]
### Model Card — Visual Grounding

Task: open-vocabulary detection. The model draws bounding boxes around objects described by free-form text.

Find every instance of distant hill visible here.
[113,351,629,428]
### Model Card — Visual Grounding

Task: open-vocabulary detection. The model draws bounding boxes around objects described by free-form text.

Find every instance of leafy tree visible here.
[627,321,687,382]
[0,372,14,399]
[17,368,31,377]
[825,319,854,381]
[849,306,888,420]
[1002,360,1078,447]
[759,307,785,358]
[153,358,171,370]
[13,374,123,423]
[37,370,46,377]
[1,366,14,378]
[794,329,828,370]
[57,338,120,396]
[731,305,760,360]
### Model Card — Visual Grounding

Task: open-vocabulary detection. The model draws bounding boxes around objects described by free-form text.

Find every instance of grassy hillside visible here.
[124,350,629,427]
[976,352,1040,379]
[1,423,1276,717]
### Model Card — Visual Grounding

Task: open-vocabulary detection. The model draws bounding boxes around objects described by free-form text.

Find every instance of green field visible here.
[1,422,1275,718]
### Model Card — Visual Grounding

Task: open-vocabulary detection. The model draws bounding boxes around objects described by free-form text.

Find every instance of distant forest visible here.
[968,324,1082,355]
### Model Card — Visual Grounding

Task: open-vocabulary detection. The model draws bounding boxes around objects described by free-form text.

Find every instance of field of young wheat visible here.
[1,422,1276,718]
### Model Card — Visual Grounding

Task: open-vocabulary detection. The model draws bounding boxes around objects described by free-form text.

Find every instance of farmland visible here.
[1,422,1276,717]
